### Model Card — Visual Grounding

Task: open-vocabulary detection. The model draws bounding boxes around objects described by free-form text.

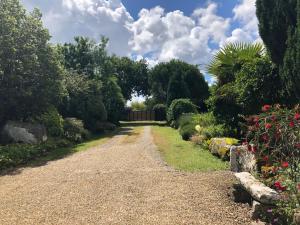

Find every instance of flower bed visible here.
[241,105,300,224]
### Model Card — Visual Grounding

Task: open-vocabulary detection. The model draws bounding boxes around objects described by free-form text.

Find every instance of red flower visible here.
[262,105,271,112]
[294,113,300,120]
[281,161,289,168]
[274,181,286,191]
[295,143,300,149]
[289,121,295,128]
[265,123,272,129]
[253,117,259,123]
[298,183,300,191]
[251,146,257,153]
[263,156,269,161]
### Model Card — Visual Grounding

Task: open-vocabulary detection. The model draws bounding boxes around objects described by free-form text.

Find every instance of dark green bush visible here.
[167,99,197,125]
[179,122,197,141]
[91,121,117,133]
[63,118,89,143]
[37,106,64,137]
[153,104,167,121]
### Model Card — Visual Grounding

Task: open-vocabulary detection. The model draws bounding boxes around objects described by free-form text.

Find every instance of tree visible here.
[60,71,107,130]
[149,60,209,108]
[256,0,300,103]
[111,56,149,100]
[0,0,64,124]
[207,42,265,86]
[102,76,125,123]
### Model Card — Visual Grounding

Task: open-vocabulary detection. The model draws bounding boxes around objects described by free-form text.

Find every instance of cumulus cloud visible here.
[128,3,230,67]
[22,0,133,56]
[225,0,260,44]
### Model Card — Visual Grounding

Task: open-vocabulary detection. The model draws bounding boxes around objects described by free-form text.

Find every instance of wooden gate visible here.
[125,110,155,121]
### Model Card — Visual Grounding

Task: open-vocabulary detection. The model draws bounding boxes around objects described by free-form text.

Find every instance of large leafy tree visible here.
[111,56,149,100]
[0,0,64,124]
[149,60,209,108]
[256,0,300,103]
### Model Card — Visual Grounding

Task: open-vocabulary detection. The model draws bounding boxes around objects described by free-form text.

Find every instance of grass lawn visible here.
[151,125,228,172]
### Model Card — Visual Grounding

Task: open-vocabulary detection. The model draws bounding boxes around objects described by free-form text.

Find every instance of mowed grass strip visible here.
[151,126,228,172]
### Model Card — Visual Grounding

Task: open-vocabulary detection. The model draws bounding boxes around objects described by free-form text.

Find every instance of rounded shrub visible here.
[38,106,64,137]
[63,118,89,143]
[167,99,197,125]
[153,104,167,121]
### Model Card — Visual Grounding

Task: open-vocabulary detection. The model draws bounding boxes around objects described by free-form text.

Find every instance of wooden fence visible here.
[124,110,156,121]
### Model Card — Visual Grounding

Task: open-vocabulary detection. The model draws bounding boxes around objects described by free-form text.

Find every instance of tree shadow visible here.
[120,121,167,127]
[0,127,133,177]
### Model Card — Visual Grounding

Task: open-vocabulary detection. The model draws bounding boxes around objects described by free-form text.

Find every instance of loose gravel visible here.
[0,126,251,225]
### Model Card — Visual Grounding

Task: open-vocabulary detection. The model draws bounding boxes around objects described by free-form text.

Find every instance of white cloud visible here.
[128,3,231,67]
[22,0,133,56]
[225,0,260,44]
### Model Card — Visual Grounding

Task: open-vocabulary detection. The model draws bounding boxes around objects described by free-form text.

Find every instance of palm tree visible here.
[207,42,265,85]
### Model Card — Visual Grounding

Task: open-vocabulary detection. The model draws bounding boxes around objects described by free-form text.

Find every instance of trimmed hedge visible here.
[167,99,197,126]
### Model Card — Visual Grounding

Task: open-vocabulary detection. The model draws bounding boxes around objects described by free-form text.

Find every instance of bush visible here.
[177,113,228,141]
[244,104,300,223]
[37,106,64,137]
[63,118,89,143]
[153,104,167,121]
[167,99,197,125]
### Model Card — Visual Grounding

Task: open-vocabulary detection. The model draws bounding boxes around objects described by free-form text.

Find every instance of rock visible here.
[294,211,300,225]
[230,145,256,172]
[209,138,239,159]
[1,121,47,144]
[235,172,280,205]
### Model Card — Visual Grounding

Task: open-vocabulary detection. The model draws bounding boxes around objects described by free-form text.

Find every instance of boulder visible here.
[294,211,300,225]
[209,138,239,159]
[230,145,256,173]
[1,121,47,144]
[235,172,280,205]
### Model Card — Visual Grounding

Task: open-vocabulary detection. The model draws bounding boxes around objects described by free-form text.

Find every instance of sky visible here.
[21,0,260,101]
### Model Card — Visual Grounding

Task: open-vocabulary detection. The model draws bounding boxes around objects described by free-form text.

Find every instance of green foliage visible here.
[111,57,149,100]
[0,0,64,124]
[178,113,228,141]
[60,71,107,131]
[153,104,167,121]
[63,118,89,143]
[102,76,125,123]
[130,101,146,111]
[206,42,279,134]
[207,42,265,85]
[37,106,64,137]
[149,60,209,108]
[256,0,300,104]
[167,99,198,125]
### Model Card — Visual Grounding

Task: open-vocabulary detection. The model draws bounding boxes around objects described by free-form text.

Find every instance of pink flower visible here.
[262,105,271,112]
[289,121,295,128]
[294,113,300,120]
[281,162,289,168]
[265,123,272,129]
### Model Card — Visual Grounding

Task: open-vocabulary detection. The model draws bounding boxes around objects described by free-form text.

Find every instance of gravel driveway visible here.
[0,126,251,225]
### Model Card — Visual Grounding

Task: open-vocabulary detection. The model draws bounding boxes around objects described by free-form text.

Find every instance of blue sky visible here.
[21,0,259,90]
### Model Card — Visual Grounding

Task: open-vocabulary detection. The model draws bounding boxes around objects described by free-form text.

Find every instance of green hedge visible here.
[167,99,197,126]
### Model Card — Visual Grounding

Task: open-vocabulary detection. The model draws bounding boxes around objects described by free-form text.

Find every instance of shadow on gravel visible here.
[0,126,137,177]
[120,121,167,127]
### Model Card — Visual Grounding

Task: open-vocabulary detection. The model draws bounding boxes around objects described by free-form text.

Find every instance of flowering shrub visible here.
[245,104,300,224]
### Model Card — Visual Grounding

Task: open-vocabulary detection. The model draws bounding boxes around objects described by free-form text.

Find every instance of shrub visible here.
[153,104,167,121]
[91,121,117,133]
[167,99,197,125]
[179,122,196,141]
[244,104,300,223]
[63,118,89,143]
[37,106,64,137]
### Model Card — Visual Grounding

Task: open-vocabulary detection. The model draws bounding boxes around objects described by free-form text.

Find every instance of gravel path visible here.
[0,126,251,225]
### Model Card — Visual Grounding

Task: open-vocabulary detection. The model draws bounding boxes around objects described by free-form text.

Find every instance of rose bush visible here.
[244,104,300,224]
